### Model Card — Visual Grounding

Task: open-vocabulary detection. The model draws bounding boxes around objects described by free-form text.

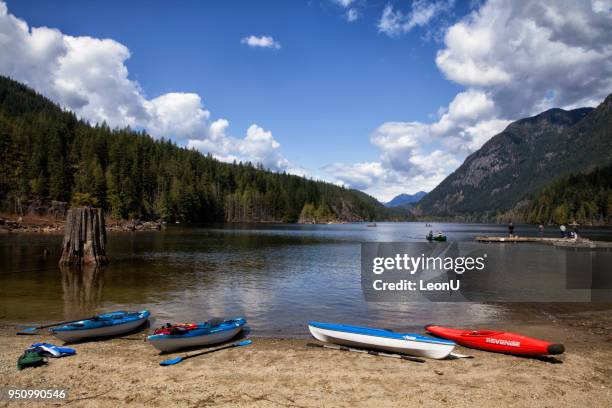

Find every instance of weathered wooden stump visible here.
[59,207,109,266]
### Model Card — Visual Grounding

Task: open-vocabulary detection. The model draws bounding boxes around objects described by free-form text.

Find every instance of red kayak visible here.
[425,325,564,356]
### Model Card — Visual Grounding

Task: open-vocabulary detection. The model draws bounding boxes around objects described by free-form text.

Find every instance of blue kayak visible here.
[309,322,456,359]
[147,318,246,352]
[50,311,150,343]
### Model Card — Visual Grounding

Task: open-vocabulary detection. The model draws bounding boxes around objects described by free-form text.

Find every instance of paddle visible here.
[16,316,98,335]
[306,342,426,363]
[159,339,252,366]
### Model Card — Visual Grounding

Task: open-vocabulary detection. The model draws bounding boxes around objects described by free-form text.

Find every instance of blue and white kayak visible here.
[308,322,456,359]
[147,318,246,352]
[50,311,150,343]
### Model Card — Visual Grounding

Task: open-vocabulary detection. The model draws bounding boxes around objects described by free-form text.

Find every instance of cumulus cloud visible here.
[240,35,281,49]
[378,0,453,37]
[187,122,290,172]
[325,89,506,201]
[0,1,291,170]
[324,118,465,200]
[323,162,386,191]
[145,93,210,139]
[436,0,612,117]
[327,0,612,201]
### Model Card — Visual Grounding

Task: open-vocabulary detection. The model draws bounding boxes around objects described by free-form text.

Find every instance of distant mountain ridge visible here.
[385,191,427,208]
[416,93,612,219]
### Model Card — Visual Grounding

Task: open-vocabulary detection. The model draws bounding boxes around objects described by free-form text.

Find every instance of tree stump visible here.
[59,207,109,266]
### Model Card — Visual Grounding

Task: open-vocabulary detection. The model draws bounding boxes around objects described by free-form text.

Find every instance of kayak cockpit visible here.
[464,330,503,337]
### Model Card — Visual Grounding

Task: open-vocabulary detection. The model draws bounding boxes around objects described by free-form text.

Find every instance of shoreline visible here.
[1,311,610,407]
[0,213,165,234]
[1,212,611,235]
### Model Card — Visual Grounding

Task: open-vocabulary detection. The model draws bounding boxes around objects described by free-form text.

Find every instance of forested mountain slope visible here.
[0,76,399,223]
[523,165,612,225]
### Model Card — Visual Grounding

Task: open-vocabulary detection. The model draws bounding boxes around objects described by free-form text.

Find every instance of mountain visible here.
[417,93,612,219]
[385,191,427,208]
[0,76,400,223]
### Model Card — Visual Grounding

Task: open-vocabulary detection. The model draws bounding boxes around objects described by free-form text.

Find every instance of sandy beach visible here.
[1,310,610,407]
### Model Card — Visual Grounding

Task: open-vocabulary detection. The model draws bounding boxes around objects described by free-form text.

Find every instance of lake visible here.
[1,223,610,336]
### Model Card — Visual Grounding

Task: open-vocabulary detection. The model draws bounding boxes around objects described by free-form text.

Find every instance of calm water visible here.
[1,223,610,336]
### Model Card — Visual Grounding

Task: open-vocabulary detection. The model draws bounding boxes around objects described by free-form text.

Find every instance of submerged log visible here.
[59,207,109,266]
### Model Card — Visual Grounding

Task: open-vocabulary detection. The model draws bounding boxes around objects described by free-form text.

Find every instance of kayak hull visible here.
[147,318,246,352]
[425,325,564,356]
[50,311,150,343]
[309,322,455,360]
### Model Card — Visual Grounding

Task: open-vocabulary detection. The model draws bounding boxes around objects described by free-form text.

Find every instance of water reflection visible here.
[60,265,104,318]
[1,223,610,335]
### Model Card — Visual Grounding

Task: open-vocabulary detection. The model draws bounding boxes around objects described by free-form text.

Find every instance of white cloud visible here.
[378,0,453,37]
[323,152,458,201]
[145,93,209,139]
[240,35,281,49]
[324,90,507,201]
[334,0,356,7]
[436,0,612,117]
[346,8,360,22]
[323,162,385,191]
[324,118,465,200]
[0,1,291,170]
[187,123,290,172]
[328,0,612,201]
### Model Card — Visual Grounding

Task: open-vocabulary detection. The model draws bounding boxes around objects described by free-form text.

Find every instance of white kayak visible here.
[308,322,456,359]
[50,311,150,343]
[147,318,246,352]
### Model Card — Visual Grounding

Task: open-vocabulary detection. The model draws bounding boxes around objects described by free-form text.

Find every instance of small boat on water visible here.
[308,322,456,359]
[425,325,565,356]
[50,311,150,343]
[367,223,377,227]
[147,318,246,352]
[426,234,447,242]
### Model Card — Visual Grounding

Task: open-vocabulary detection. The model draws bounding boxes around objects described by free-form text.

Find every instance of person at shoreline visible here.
[560,224,567,238]
[508,222,514,237]
[538,224,544,237]
[570,221,579,239]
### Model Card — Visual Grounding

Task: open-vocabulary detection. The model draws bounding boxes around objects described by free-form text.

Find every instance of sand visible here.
[0,312,611,408]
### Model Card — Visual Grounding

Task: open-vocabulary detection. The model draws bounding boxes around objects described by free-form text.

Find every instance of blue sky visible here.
[2,0,611,201]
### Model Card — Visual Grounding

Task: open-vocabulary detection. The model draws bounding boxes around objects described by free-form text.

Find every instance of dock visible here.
[474,236,612,248]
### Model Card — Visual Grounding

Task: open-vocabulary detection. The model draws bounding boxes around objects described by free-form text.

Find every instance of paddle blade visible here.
[16,327,39,335]
[159,339,252,366]
[159,357,183,366]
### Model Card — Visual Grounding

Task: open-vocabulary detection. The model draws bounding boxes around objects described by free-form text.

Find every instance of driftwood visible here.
[59,207,109,266]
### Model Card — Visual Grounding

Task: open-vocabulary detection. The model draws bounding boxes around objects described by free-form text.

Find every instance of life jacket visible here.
[27,343,76,358]
[153,323,199,335]
[17,350,47,370]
